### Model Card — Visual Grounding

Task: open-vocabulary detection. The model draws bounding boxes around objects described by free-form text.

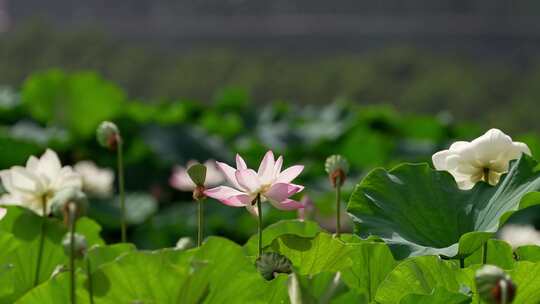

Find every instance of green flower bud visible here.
[96,121,121,150]
[50,188,88,224]
[475,265,516,304]
[325,155,349,187]
[256,252,293,281]
[62,232,88,259]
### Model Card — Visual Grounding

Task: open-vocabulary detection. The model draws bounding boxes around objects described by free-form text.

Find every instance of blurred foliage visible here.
[0,68,536,249]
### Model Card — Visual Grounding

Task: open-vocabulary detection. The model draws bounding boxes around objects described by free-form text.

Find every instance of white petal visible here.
[235,169,261,194]
[275,165,304,184]
[35,149,62,185]
[216,161,243,190]
[235,154,248,170]
[257,151,276,184]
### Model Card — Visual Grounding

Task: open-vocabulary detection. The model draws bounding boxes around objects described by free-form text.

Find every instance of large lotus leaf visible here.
[510,261,540,303]
[347,155,540,258]
[91,250,191,303]
[464,239,514,269]
[516,245,540,262]
[269,233,352,276]
[244,219,322,255]
[340,241,397,303]
[374,256,472,304]
[399,288,471,304]
[15,272,89,304]
[166,236,289,304]
[0,207,104,302]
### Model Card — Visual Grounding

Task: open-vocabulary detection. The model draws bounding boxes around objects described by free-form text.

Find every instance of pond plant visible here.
[0,125,539,304]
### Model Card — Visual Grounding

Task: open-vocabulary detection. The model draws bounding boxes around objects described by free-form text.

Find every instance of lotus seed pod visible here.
[325,155,349,187]
[62,232,88,259]
[475,265,516,304]
[175,237,194,250]
[50,188,88,224]
[256,252,293,281]
[187,163,207,187]
[96,121,120,150]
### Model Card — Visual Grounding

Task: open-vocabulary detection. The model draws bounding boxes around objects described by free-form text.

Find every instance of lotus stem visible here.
[335,176,341,238]
[33,199,47,287]
[86,257,94,304]
[256,194,263,257]
[69,210,76,304]
[117,138,127,243]
[459,257,465,268]
[482,242,488,264]
[197,200,204,247]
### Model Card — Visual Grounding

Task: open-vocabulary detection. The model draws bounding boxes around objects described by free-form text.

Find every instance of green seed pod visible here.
[96,121,120,150]
[325,155,349,187]
[475,265,516,304]
[256,252,293,281]
[187,163,207,187]
[62,232,88,259]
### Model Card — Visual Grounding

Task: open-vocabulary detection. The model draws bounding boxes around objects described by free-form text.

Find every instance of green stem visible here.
[459,257,465,269]
[117,139,127,243]
[256,194,263,257]
[33,201,47,287]
[69,210,76,304]
[86,257,94,304]
[335,176,342,238]
[197,200,204,247]
[482,242,488,264]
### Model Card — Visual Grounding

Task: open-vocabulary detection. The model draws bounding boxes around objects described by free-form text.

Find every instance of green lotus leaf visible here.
[510,261,540,303]
[515,245,540,262]
[269,233,352,276]
[244,219,322,256]
[374,256,472,304]
[347,155,540,258]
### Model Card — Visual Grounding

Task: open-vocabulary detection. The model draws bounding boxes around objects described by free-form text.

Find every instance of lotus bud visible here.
[325,155,349,187]
[187,163,207,201]
[62,232,88,259]
[175,237,194,250]
[475,265,516,304]
[96,121,121,150]
[256,252,293,281]
[50,188,88,225]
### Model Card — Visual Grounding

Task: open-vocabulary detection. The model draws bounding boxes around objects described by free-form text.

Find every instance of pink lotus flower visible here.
[204,151,304,215]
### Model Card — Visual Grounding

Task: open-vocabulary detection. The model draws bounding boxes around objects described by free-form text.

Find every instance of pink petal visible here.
[269,199,305,211]
[216,161,243,189]
[236,154,247,170]
[222,194,254,207]
[265,182,303,202]
[275,165,304,183]
[235,169,261,193]
[204,186,243,199]
[274,156,283,176]
[258,151,275,183]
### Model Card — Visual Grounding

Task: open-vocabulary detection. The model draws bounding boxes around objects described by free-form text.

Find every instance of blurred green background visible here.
[1,1,540,248]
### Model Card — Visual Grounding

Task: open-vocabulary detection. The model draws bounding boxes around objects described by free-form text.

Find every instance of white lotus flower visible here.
[0,149,82,216]
[169,160,224,192]
[432,129,531,190]
[74,161,114,198]
[499,224,540,249]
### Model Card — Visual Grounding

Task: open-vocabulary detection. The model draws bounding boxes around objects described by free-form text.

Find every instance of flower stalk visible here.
[325,155,349,238]
[256,194,263,257]
[68,203,77,304]
[33,198,47,287]
[86,257,94,304]
[116,137,126,243]
[187,164,208,247]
